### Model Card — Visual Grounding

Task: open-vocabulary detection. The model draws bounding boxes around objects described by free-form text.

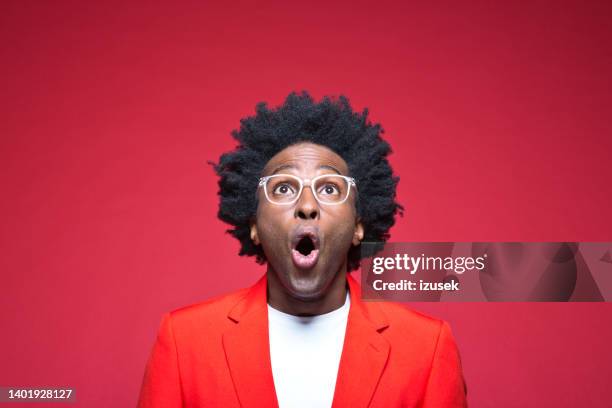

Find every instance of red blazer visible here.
[138,273,467,407]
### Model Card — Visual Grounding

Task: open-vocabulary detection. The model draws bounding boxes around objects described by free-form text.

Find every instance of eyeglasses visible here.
[258,174,357,205]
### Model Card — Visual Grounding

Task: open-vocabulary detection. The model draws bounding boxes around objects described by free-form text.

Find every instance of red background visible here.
[1,1,612,407]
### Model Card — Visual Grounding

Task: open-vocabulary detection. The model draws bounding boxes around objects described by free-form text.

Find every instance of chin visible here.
[284,270,330,301]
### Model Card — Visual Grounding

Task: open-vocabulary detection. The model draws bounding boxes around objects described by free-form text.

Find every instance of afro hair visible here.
[212,91,403,272]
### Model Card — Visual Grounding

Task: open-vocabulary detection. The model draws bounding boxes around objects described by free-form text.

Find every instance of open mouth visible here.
[296,236,315,256]
[291,229,320,270]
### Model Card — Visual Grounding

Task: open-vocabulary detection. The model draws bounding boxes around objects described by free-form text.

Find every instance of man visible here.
[138,92,467,407]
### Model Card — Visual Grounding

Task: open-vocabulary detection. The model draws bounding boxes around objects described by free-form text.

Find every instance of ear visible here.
[352,218,364,246]
[249,220,260,245]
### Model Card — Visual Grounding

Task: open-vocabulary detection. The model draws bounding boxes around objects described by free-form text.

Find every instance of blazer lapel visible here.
[332,274,390,408]
[222,273,390,408]
[223,275,279,408]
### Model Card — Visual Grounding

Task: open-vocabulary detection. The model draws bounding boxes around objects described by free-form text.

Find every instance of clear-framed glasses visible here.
[258,174,357,205]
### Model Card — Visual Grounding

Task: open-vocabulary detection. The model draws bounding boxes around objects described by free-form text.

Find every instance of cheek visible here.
[256,204,290,244]
[323,207,357,244]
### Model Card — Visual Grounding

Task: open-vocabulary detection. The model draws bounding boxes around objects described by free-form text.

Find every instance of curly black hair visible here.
[211,91,403,272]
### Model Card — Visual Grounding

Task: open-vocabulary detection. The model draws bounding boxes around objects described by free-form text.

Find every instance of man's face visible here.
[251,142,363,301]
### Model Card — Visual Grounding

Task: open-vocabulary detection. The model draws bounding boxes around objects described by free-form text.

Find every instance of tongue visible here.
[291,248,319,269]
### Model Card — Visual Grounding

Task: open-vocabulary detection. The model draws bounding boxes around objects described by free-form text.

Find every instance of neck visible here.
[266,264,349,317]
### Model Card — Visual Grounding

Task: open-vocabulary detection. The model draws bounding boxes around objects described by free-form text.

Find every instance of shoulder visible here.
[372,301,455,349]
[378,301,444,329]
[164,286,250,333]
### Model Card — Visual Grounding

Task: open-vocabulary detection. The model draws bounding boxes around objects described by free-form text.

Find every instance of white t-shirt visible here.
[267,292,350,408]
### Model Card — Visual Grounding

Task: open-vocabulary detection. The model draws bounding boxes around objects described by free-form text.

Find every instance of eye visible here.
[318,183,340,196]
[273,183,296,195]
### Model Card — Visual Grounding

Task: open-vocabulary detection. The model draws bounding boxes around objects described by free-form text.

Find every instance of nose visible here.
[294,185,319,220]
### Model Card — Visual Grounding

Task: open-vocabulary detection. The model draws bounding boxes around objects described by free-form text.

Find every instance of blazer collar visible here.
[223,273,390,408]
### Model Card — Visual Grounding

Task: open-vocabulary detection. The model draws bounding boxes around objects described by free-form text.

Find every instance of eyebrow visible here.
[270,164,343,175]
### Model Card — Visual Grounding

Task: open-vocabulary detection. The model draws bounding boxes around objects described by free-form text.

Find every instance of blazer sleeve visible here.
[421,321,468,408]
[137,313,184,408]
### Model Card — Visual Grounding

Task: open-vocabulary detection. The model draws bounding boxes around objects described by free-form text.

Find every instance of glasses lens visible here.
[265,175,301,204]
[313,175,349,204]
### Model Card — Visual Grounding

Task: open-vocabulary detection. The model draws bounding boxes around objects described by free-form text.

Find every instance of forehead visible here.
[262,142,349,175]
